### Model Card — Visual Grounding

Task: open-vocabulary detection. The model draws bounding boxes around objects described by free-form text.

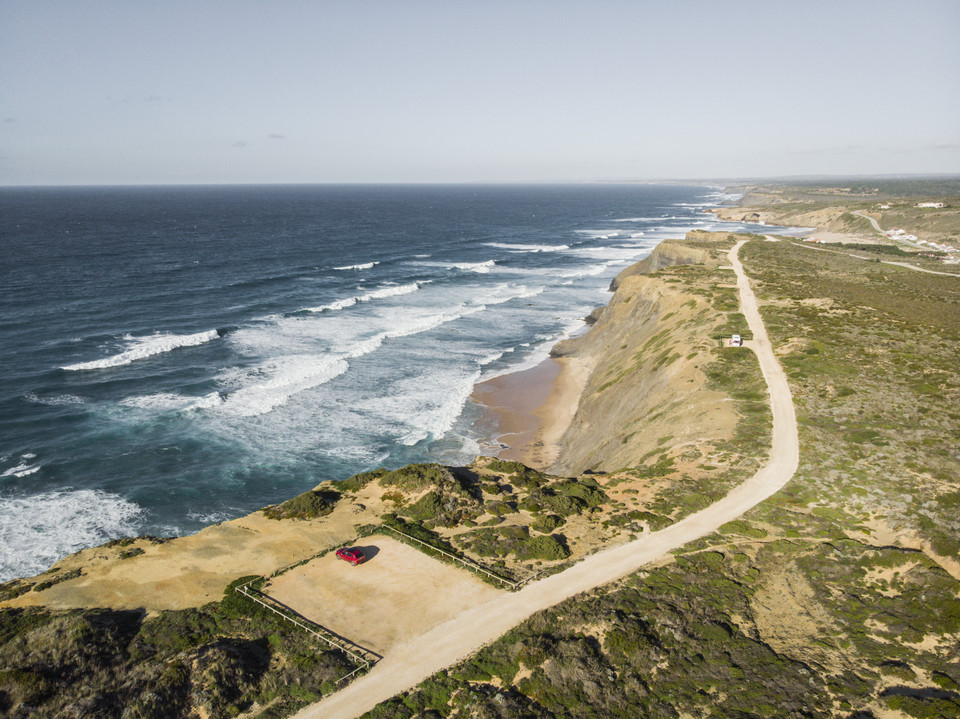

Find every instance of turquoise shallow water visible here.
[0,183,759,579]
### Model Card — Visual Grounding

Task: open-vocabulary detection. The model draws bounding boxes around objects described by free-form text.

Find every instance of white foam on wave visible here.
[575,230,622,240]
[482,283,545,306]
[218,356,350,417]
[554,258,631,278]
[484,242,570,253]
[24,393,86,406]
[305,281,424,313]
[1,459,41,478]
[356,365,483,447]
[185,392,226,411]
[211,285,518,418]
[478,311,589,384]
[333,261,380,271]
[120,393,188,410]
[452,260,496,273]
[62,330,220,371]
[307,297,359,313]
[116,390,225,414]
[612,216,686,222]
[0,488,144,581]
[565,244,653,261]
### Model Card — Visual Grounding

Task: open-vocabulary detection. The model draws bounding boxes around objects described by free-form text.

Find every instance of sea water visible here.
[0,183,764,580]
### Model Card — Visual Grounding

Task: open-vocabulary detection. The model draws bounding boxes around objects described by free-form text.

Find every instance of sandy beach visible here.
[471,355,591,472]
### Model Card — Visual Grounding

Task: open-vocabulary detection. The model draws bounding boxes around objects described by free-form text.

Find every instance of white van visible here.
[731,334,742,347]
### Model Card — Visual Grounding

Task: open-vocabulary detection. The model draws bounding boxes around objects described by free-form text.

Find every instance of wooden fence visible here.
[379,523,523,589]
[235,579,379,684]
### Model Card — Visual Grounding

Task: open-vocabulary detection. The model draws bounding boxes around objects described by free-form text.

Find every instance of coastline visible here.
[471,355,591,472]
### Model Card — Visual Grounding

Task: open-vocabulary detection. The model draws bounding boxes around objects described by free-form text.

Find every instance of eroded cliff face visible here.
[608,238,713,291]
[549,233,738,476]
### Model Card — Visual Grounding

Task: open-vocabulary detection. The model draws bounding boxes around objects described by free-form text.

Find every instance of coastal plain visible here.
[1,180,959,719]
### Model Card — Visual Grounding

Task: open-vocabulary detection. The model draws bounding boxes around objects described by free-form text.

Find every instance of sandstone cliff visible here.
[608,237,713,291]
[549,232,739,476]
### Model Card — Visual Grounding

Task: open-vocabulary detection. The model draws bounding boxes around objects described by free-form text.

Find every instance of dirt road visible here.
[852,209,884,235]
[296,239,799,719]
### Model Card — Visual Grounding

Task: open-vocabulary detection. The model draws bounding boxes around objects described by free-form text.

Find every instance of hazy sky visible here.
[2,0,958,185]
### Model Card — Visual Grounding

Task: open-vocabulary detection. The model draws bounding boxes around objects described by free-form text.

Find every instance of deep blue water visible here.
[0,183,756,579]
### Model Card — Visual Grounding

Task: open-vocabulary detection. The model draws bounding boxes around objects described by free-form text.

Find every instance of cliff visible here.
[608,236,713,291]
[549,232,740,476]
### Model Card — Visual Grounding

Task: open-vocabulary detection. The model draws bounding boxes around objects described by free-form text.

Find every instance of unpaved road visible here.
[852,209,884,234]
[296,239,799,719]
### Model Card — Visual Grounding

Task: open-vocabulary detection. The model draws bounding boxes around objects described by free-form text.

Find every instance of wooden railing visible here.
[379,523,522,589]
[235,579,379,683]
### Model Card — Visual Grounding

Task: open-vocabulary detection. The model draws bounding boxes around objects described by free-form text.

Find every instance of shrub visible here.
[338,469,385,492]
[531,514,565,533]
[262,489,340,520]
[515,535,571,561]
[404,491,442,522]
[380,463,450,491]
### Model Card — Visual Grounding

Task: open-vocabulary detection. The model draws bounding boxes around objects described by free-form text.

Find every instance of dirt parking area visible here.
[263,535,504,655]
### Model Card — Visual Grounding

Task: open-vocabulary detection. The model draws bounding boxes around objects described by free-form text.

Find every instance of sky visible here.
[1,0,958,185]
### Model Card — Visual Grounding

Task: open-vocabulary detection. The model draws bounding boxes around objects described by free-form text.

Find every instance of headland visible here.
[2,178,959,719]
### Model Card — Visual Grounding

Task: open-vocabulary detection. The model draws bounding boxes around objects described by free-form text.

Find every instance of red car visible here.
[335,547,366,565]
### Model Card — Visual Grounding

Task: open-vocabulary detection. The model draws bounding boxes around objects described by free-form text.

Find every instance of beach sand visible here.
[472,355,591,472]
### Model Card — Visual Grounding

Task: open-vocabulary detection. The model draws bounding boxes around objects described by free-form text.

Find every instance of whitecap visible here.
[359,366,483,446]
[451,260,496,273]
[62,329,220,371]
[217,356,350,417]
[305,297,359,313]
[0,489,144,581]
[484,242,570,253]
[1,461,41,479]
[120,393,188,410]
[304,281,424,313]
[24,393,86,406]
[333,261,380,271]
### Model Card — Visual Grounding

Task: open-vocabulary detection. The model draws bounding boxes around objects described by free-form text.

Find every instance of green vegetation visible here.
[262,488,341,520]
[366,221,960,718]
[371,535,960,718]
[338,468,386,492]
[31,567,82,593]
[0,576,356,718]
[388,464,484,528]
[454,525,570,562]
[9,208,960,718]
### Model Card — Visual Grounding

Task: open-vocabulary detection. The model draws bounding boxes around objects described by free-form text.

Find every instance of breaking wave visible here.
[0,489,145,581]
[485,242,570,253]
[333,261,380,271]
[305,282,424,313]
[62,330,221,371]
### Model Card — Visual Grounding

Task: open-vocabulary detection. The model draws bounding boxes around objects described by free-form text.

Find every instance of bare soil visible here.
[295,238,801,719]
[263,535,503,656]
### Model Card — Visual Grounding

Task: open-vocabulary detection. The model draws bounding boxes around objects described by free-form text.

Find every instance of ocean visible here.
[0,183,758,581]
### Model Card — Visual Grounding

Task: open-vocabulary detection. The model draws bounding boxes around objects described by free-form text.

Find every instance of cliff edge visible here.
[548,232,744,476]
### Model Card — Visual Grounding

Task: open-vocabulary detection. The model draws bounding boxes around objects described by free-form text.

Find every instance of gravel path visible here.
[296,239,799,719]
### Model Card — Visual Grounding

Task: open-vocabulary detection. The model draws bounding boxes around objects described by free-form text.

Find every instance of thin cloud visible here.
[233,141,248,148]
[786,145,864,156]
[267,133,286,140]
[2,117,16,123]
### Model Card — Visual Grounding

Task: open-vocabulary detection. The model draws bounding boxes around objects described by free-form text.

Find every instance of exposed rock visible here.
[609,239,715,291]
